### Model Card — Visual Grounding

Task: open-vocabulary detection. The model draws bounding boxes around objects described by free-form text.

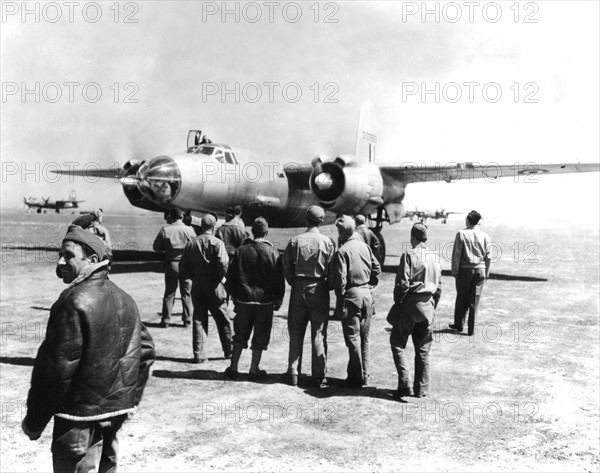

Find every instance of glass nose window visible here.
[137,156,181,204]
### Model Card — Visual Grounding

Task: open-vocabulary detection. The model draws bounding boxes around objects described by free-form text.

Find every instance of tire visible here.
[373,229,386,267]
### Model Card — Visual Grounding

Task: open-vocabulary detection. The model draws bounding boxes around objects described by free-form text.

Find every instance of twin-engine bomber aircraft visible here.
[23,190,83,213]
[56,102,599,264]
[404,208,465,224]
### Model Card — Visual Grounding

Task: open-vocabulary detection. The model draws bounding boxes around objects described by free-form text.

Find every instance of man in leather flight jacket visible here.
[22,225,155,472]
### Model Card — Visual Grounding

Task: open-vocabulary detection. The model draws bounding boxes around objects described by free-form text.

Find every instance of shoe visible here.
[362,375,370,387]
[224,367,239,380]
[413,392,427,398]
[286,373,298,386]
[448,324,463,332]
[393,388,414,401]
[396,387,414,397]
[159,321,170,328]
[248,369,267,381]
[183,321,191,327]
[224,352,232,360]
[312,377,327,388]
[193,357,207,364]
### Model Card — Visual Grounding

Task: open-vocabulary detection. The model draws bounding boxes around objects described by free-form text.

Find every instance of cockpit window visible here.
[193,145,230,164]
[213,148,225,163]
[193,145,215,156]
[224,152,237,165]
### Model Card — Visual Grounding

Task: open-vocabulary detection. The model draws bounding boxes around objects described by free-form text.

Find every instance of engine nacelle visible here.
[121,160,168,212]
[309,156,384,215]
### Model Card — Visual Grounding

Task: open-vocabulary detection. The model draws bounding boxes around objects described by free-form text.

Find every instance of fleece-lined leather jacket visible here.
[227,238,285,305]
[24,263,155,433]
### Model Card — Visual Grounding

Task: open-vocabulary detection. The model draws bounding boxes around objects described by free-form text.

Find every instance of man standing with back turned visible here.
[22,225,155,472]
[283,205,336,387]
[389,222,441,400]
[450,210,491,336]
[180,214,232,362]
[331,216,381,388]
[153,207,197,328]
[216,205,248,259]
[225,217,285,380]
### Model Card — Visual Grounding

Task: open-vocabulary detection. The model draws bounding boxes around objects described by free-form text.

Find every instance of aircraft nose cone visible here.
[136,156,182,205]
[314,172,334,191]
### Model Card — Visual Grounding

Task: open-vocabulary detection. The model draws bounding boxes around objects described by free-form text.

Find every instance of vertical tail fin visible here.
[354,100,379,163]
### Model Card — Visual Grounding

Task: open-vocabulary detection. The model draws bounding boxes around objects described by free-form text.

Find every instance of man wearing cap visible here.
[354,215,381,260]
[282,205,336,387]
[389,222,441,399]
[71,212,112,249]
[216,205,248,259]
[225,217,285,381]
[22,225,155,472]
[153,208,197,328]
[331,216,381,388]
[450,210,491,336]
[180,214,232,362]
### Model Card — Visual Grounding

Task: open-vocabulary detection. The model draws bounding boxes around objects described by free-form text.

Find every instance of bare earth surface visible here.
[1,210,598,472]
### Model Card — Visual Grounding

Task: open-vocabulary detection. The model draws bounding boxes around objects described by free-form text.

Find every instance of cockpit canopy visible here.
[192,144,239,165]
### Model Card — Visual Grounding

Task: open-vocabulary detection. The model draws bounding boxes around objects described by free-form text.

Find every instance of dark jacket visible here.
[24,264,155,433]
[227,238,285,305]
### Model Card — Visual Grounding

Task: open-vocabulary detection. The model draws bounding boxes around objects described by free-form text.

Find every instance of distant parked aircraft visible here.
[23,190,83,213]
[403,207,465,224]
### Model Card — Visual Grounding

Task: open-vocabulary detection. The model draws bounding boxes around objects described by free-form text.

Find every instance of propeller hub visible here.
[314,172,334,191]
[135,156,182,205]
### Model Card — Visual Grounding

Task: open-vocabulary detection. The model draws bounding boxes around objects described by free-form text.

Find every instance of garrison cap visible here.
[201,214,217,230]
[71,214,96,229]
[335,215,356,238]
[252,217,268,236]
[306,205,325,224]
[63,225,108,260]
[354,215,367,225]
[411,222,428,242]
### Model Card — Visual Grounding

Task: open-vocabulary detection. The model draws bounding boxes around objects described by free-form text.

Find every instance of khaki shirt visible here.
[331,233,381,299]
[451,226,491,275]
[153,221,197,262]
[282,227,336,285]
[395,243,442,305]
[215,220,249,257]
[355,224,380,255]
[180,232,228,284]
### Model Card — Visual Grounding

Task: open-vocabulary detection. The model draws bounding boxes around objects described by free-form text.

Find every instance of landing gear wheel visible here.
[373,229,386,267]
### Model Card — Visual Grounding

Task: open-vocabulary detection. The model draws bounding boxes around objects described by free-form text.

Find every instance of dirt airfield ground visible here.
[1,210,598,472]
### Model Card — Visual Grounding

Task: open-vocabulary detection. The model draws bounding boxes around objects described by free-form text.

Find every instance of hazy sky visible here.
[1,1,598,226]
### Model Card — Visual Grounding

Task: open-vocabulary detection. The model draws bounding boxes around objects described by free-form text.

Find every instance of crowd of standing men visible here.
[152,204,491,398]
[21,205,491,471]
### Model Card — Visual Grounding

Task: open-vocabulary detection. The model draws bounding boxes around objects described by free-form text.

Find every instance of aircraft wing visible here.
[379,162,600,184]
